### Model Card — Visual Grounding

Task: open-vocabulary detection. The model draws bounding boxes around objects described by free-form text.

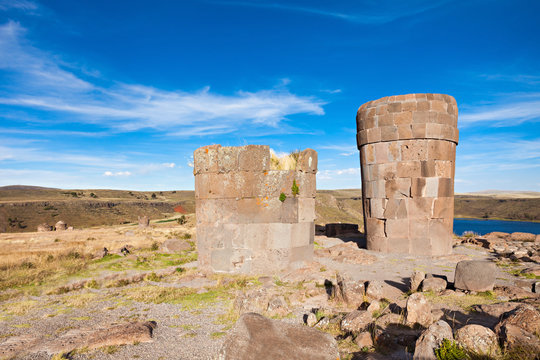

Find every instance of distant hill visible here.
[0,186,538,233]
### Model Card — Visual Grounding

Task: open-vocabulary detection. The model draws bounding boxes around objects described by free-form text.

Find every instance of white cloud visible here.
[317,167,360,180]
[0,22,326,136]
[0,0,38,12]
[163,162,175,168]
[103,171,131,177]
[460,98,540,126]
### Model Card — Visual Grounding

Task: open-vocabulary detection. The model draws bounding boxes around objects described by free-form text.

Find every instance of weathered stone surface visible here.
[406,292,432,327]
[511,232,536,242]
[357,94,458,256]
[471,302,523,318]
[455,324,499,356]
[341,310,373,333]
[160,239,192,253]
[413,320,453,360]
[355,331,374,348]
[366,280,404,301]
[218,313,340,360]
[454,260,496,292]
[409,270,425,293]
[37,223,52,232]
[55,220,67,231]
[495,304,540,336]
[194,145,317,274]
[421,277,447,293]
[138,215,149,228]
[335,272,365,308]
[498,324,540,358]
[305,312,317,327]
[234,288,269,314]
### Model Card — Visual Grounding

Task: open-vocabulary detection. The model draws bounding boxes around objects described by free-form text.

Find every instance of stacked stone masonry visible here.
[194,145,317,274]
[356,94,459,256]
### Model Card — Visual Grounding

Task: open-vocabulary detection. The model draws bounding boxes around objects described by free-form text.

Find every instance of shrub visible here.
[435,339,466,360]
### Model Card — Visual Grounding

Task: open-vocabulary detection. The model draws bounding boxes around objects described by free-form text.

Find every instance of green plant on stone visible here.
[279,192,287,202]
[435,339,466,360]
[291,179,299,196]
[177,215,187,225]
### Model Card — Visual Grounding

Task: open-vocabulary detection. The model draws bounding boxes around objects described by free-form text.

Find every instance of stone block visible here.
[384,198,408,219]
[235,198,282,224]
[454,261,496,292]
[388,102,402,112]
[211,248,233,272]
[366,127,381,143]
[385,219,409,238]
[363,144,375,164]
[298,198,316,222]
[244,223,270,250]
[409,218,429,239]
[365,113,377,128]
[381,126,399,141]
[434,160,452,177]
[438,178,453,197]
[409,197,434,219]
[370,198,387,219]
[297,149,318,173]
[357,131,367,147]
[378,113,394,127]
[411,123,427,138]
[402,101,417,112]
[217,146,239,173]
[410,236,432,256]
[196,199,238,224]
[394,111,413,125]
[374,142,389,164]
[376,104,388,115]
[424,177,439,197]
[193,145,220,174]
[225,223,246,248]
[385,178,411,198]
[420,160,436,177]
[366,218,386,237]
[401,141,428,161]
[388,142,401,161]
[238,145,270,171]
[290,244,314,264]
[387,237,410,253]
[416,100,429,111]
[397,124,413,139]
[432,198,453,219]
[267,223,293,249]
[279,197,298,223]
[397,161,421,178]
[413,111,430,124]
[367,235,388,253]
[290,222,313,247]
[425,123,443,138]
[378,162,397,181]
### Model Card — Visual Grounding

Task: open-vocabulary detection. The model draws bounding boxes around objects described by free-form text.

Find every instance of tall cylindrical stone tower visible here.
[356,94,459,256]
[194,145,317,274]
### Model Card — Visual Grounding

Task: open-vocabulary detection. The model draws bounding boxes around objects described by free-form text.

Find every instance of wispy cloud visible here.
[479,73,540,86]
[0,21,325,136]
[0,0,38,12]
[319,144,357,156]
[103,171,131,177]
[460,98,540,126]
[212,0,449,24]
[317,167,360,180]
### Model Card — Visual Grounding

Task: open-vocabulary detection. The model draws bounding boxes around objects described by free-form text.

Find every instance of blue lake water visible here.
[454,218,540,236]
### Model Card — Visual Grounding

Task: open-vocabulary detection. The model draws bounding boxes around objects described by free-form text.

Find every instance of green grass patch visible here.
[122,286,232,310]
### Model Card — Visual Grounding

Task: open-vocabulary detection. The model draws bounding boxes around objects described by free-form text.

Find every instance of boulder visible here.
[495,304,540,336]
[233,288,269,314]
[366,280,404,301]
[305,313,317,327]
[413,320,453,360]
[54,221,67,231]
[160,239,192,253]
[409,270,425,293]
[454,260,496,292]
[494,285,538,300]
[406,293,432,328]
[340,310,373,333]
[355,331,373,349]
[138,215,150,228]
[521,265,540,277]
[37,223,52,232]
[498,324,540,359]
[454,324,499,356]
[266,295,288,317]
[471,302,523,318]
[335,272,365,308]
[511,232,536,242]
[421,277,447,293]
[218,313,340,360]
[367,300,380,314]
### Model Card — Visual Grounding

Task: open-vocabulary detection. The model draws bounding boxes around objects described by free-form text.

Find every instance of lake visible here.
[454,218,540,236]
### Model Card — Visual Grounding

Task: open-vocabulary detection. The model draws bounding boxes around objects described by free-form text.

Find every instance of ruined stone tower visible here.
[194,145,317,273]
[356,94,459,256]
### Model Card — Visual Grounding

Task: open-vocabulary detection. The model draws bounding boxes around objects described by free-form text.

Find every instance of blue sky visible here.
[0,0,539,192]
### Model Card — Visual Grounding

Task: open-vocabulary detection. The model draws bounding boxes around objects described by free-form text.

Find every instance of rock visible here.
[535,282,540,294]
[514,247,530,258]
[367,300,380,314]
[218,313,340,360]
[471,302,523,318]
[536,234,540,243]
[421,277,447,293]
[409,270,425,293]
[266,295,288,316]
[522,265,540,277]
[138,215,150,228]
[374,313,403,329]
[37,223,52,232]
[160,239,192,253]
[486,231,510,239]
[355,331,373,348]
[340,310,373,333]
[498,324,540,358]
[54,220,67,231]
[515,279,534,292]
[234,288,269,314]
[37,321,156,355]
[314,317,330,329]
[495,304,540,335]
[413,320,453,360]
[511,232,536,242]
[454,260,496,292]
[366,280,404,301]
[406,293,432,327]
[316,242,377,265]
[454,324,499,356]
[335,272,365,308]
[374,324,421,354]
[305,313,317,327]
[494,285,538,300]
